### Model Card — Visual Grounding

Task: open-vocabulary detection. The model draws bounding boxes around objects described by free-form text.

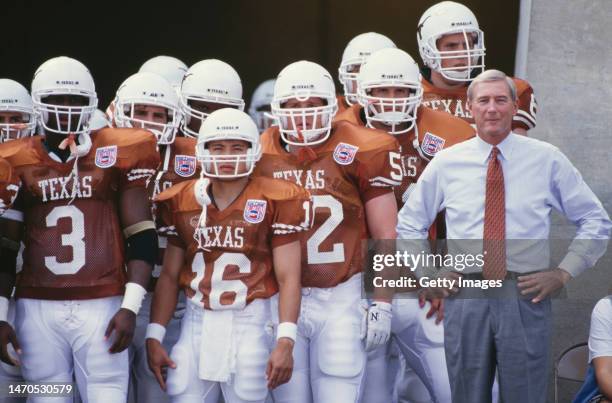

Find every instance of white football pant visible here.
[15,296,128,403]
[166,299,272,403]
[128,292,183,403]
[0,298,26,403]
[272,274,367,403]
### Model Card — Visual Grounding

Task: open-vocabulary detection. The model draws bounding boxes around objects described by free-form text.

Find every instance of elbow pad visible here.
[126,228,158,267]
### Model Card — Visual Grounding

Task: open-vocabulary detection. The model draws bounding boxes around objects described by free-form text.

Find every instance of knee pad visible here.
[233,327,270,401]
[317,314,365,378]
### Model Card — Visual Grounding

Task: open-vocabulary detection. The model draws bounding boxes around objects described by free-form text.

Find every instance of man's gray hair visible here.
[467,69,517,102]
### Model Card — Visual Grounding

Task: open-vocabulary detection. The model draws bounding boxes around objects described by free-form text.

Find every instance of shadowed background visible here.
[0,0,519,107]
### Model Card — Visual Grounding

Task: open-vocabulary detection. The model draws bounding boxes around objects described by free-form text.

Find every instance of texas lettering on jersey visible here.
[421,76,537,131]
[155,176,310,310]
[0,129,159,300]
[256,121,401,288]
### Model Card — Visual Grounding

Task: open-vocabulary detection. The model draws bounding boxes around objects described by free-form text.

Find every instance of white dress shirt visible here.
[397,133,611,276]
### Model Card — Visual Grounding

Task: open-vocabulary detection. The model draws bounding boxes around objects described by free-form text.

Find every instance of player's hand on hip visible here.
[361,301,392,352]
[104,308,136,353]
[266,338,294,389]
[0,321,21,366]
[146,338,176,391]
[517,268,571,303]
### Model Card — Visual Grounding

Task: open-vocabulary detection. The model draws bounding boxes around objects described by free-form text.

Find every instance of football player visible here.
[336,47,475,403]
[256,60,401,403]
[112,71,192,403]
[337,32,396,113]
[0,56,159,403]
[0,79,37,143]
[146,108,309,403]
[180,59,245,138]
[248,79,276,133]
[0,79,32,403]
[106,55,188,123]
[417,1,537,134]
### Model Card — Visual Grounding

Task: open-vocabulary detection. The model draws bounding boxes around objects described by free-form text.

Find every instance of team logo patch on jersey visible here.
[333,142,359,165]
[175,155,196,177]
[421,132,446,157]
[95,145,117,168]
[244,199,267,224]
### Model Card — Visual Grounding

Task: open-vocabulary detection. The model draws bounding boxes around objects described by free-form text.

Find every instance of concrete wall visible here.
[524,0,612,400]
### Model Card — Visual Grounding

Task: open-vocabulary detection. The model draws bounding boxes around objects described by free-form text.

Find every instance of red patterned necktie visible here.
[482,147,507,280]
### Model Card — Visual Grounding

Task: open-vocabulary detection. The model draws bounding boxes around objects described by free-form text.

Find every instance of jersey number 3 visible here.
[44,205,86,275]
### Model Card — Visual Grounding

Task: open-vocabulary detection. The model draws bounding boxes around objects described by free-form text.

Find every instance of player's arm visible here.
[0,217,23,366]
[593,356,612,399]
[267,239,301,389]
[104,186,157,353]
[146,242,183,391]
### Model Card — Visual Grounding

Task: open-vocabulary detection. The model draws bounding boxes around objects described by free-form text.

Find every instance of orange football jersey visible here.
[0,129,160,300]
[334,104,475,208]
[421,76,537,131]
[155,177,310,310]
[148,136,199,282]
[0,157,19,216]
[256,121,401,288]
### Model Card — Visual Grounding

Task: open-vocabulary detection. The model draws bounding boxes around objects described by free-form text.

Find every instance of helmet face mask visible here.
[360,84,423,134]
[357,48,423,135]
[113,72,182,145]
[273,97,337,146]
[271,61,338,146]
[31,57,98,137]
[196,108,261,179]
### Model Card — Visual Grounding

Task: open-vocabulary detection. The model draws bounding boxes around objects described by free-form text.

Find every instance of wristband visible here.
[121,282,147,315]
[276,322,297,343]
[0,297,8,323]
[145,323,167,343]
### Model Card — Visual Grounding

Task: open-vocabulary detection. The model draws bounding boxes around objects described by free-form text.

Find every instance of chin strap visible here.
[58,132,92,204]
[193,177,212,251]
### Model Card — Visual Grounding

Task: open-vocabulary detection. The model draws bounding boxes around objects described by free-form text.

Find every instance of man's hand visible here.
[146,338,176,391]
[266,338,294,389]
[104,308,136,353]
[517,268,571,303]
[422,272,461,299]
[361,301,392,352]
[418,290,445,324]
[0,321,20,366]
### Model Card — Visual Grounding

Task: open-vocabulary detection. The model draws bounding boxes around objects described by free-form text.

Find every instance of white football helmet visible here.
[113,72,182,144]
[180,59,245,138]
[31,56,98,136]
[248,79,276,132]
[271,61,337,146]
[0,79,37,142]
[196,108,261,178]
[338,33,396,106]
[139,55,188,93]
[358,48,423,134]
[417,1,485,82]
